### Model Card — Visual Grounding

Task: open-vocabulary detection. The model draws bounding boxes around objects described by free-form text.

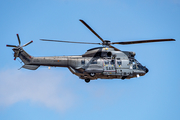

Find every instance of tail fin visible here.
[13,47,32,64]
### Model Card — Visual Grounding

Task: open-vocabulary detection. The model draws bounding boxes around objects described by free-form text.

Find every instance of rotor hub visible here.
[102,40,111,46]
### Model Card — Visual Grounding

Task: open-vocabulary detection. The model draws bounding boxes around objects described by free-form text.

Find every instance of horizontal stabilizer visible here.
[22,65,39,70]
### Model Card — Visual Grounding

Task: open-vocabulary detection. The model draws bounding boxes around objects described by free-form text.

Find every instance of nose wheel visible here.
[85,78,90,83]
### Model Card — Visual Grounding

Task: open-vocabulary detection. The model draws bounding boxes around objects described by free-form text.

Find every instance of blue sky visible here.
[0,0,180,120]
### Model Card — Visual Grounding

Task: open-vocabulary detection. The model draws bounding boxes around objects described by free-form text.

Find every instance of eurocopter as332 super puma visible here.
[7,19,175,83]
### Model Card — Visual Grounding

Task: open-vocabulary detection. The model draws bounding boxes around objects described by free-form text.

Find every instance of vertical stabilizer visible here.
[13,47,32,65]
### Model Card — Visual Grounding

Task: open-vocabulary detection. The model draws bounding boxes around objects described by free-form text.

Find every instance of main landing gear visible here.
[121,76,127,80]
[85,78,90,83]
[84,73,95,83]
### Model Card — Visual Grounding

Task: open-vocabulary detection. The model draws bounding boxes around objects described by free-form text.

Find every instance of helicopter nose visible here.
[145,68,149,73]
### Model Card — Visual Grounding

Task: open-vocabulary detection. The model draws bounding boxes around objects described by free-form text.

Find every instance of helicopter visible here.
[6,19,175,83]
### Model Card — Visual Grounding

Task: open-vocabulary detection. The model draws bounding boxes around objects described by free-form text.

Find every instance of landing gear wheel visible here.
[89,73,95,77]
[85,79,90,83]
[121,76,126,80]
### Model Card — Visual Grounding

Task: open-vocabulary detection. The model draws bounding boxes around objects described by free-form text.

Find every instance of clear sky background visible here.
[0,0,180,120]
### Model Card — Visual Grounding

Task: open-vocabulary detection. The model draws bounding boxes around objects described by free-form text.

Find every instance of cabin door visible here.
[103,59,115,75]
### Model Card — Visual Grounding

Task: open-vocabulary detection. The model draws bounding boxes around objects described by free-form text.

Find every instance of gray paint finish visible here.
[13,47,148,81]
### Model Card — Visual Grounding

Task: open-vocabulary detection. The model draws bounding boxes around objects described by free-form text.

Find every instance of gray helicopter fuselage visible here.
[8,19,174,83]
[14,47,148,80]
[7,19,175,83]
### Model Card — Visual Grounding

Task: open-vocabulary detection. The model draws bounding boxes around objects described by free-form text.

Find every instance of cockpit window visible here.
[132,59,144,70]
[137,64,143,70]
[133,65,136,69]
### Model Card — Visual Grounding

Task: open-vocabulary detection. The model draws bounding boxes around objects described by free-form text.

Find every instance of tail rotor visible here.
[6,34,33,60]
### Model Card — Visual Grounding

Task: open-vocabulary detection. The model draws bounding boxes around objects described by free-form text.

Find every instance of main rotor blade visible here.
[112,39,175,45]
[16,34,21,45]
[79,19,104,42]
[22,40,33,47]
[109,45,120,51]
[40,39,101,45]
[6,45,17,47]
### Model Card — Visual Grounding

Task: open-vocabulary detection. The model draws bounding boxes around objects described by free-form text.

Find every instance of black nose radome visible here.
[145,68,149,73]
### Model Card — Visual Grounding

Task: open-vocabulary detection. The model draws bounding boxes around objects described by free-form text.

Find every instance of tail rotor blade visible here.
[16,34,21,45]
[6,45,17,47]
[22,40,33,47]
[14,50,19,60]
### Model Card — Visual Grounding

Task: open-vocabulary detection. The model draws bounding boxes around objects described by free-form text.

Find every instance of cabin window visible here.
[117,61,122,65]
[91,60,97,64]
[111,60,115,64]
[101,52,107,57]
[94,52,101,57]
[81,60,85,65]
[107,52,112,57]
[105,61,109,65]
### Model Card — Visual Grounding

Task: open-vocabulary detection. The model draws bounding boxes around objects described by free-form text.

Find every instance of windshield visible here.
[132,59,144,70]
